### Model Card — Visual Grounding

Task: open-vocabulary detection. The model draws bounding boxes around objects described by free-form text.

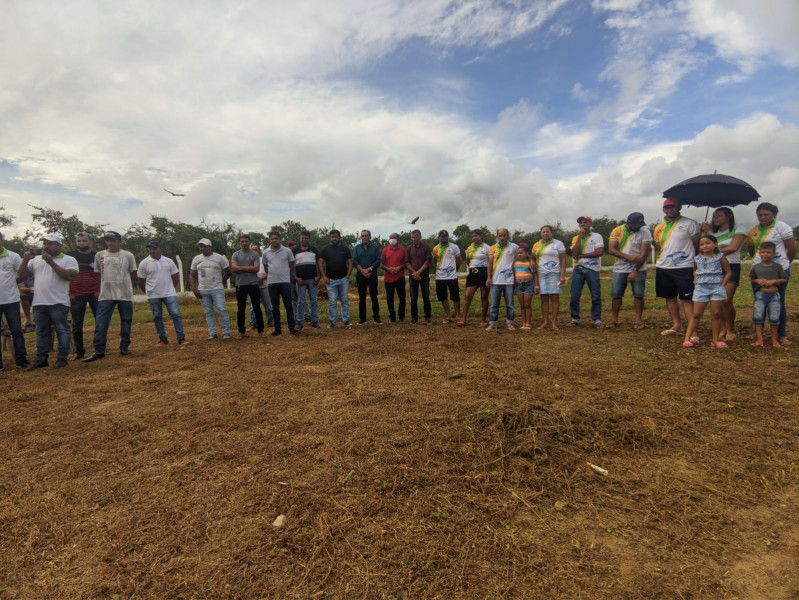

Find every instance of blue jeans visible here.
[489,284,515,325]
[296,279,319,325]
[409,277,431,322]
[0,301,27,365]
[326,277,350,325]
[570,266,602,324]
[268,282,296,332]
[93,300,133,354]
[751,268,790,338]
[199,289,231,336]
[148,296,185,341]
[753,291,781,325]
[250,286,274,327]
[33,304,71,361]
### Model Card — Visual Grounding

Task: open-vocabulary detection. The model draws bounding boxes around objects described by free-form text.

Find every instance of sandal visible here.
[682,340,694,348]
[711,341,728,349]
[751,340,764,347]
[660,328,683,335]
[456,321,465,327]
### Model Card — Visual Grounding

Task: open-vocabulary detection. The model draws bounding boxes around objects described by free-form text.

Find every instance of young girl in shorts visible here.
[683,234,731,348]
[514,245,538,330]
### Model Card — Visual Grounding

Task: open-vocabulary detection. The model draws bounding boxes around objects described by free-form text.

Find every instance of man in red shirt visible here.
[66,232,101,360]
[380,232,407,323]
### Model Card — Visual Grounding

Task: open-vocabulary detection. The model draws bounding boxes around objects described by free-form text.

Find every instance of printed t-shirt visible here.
[465,243,490,268]
[292,244,319,280]
[432,242,460,280]
[570,232,604,271]
[714,228,745,265]
[29,254,79,307]
[137,255,178,298]
[231,249,261,286]
[191,253,229,291]
[532,239,566,275]
[319,244,352,280]
[66,250,100,296]
[489,242,519,285]
[747,221,794,271]
[380,245,406,283]
[653,216,700,269]
[609,225,653,273]
[263,245,294,284]
[94,250,137,301]
[0,249,22,305]
[749,262,786,291]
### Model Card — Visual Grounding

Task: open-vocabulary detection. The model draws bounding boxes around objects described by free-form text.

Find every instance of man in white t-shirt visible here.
[486,228,519,330]
[432,230,462,324]
[83,231,138,362]
[0,231,29,370]
[190,238,232,341]
[16,234,78,370]
[137,240,187,347]
[569,216,605,327]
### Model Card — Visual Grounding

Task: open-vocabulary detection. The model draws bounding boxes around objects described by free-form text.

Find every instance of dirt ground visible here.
[1,295,798,599]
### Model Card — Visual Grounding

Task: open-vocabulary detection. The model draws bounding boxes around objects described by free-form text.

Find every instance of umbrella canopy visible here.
[662,173,760,208]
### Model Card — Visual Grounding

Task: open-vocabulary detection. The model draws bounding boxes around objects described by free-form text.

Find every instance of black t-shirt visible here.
[66,249,96,273]
[319,244,352,280]
[291,244,319,280]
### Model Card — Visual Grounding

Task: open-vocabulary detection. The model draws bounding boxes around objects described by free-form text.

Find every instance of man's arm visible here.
[138,277,147,291]
[222,267,231,285]
[607,239,634,261]
[190,269,202,298]
[43,254,77,282]
[345,258,353,280]
[486,253,494,287]
[317,256,329,284]
[171,272,180,289]
[785,237,797,263]
[291,260,302,284]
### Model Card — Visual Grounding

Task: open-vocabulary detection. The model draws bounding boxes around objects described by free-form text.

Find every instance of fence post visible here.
[176,254,185,293]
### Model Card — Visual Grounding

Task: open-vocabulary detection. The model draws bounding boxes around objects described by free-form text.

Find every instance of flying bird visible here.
[163,188,185,197]
[409,216,419,225]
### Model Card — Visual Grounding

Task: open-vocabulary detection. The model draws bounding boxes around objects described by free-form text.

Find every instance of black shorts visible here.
[655,267,694,301]
[435,279,460,302]
[465,266,487,288]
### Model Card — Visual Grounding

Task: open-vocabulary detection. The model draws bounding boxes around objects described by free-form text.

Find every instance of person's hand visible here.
[41,251,53,264]
[93,292,99,299]
[627,271,637,283]
[485,278,491,288]
[313,276,320,285]
[700,221,709,234]
[193,290,203,299]
[559,277,566,286]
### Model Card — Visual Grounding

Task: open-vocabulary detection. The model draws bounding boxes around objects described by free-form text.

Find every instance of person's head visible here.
[438,230,449,244]
[251,244,261,255]
[102,231,122,251]
[329,229,341,245]
[197,238,213,256]
[471,229,483,244]
[711,207,735,232]
[360,230,371,245]
[286,240,296,248]
[239,234,251,251]
[411,229,422,244]
[496,228,509,245]
[269,231,282,248]
[756,202,779,227]
[146,241,162,259]
[0,231,5,250]
[759,241,776,263]
[540,225,553,241]
[40,234,64,255]
[626,212,646,232]
[388,232,399,246]
[576,216,592,232]
[300,230,311,247]
[75,232,92,251]
[662,197,682,219]
[516,246,529,260]
[698,233,719,256]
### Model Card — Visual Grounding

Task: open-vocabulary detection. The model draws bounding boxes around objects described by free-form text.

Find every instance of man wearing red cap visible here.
[568,216,604,327]
[653,198,701,335]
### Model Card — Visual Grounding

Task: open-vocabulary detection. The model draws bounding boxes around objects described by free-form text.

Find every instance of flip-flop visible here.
[751,340,764,347]
[605,323,618,329]
[772,341,783,348]
[633,323,647,330]
[442,318,453,324]
[479,322,488,327]
[711,341,728,349]
[682,340,694,348]
[456,321,465,327]
[660,328,683,335]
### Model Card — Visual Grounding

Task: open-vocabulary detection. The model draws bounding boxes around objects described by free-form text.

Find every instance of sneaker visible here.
[357,320,368,325]
[222,334,231,340]
[289,329,299,336]
[17,359,30,369]
[82,352,105,362]
[27,359,49,370]
[296,324,303,332]
[52,358,68,369]
[389,318,396,323]
[271,330,282,336]
[311,323,320,329]
[398,319,405,324]
[207,334,218,341]
[156,340,169,347]
[120,347,131,355]
[343,321,352,327]
[178,338,189,345]
[70,352,84,361]
[425,319,432,325]
[374,319,383,325]
[410,319,418,325]
[485,324,497,331]
[235,332,246,339]
[507,323,516,330]
[327,323,336,328]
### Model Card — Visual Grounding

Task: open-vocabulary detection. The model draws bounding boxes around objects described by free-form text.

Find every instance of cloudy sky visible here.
[1,0,798,238]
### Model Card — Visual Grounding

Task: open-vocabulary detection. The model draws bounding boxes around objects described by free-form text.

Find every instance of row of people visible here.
[0,199,794,369]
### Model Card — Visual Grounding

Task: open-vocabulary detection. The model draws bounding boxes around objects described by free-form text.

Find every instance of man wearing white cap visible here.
[83,231,138,362]
[0,231,29,370]
[190,238,232,340]
[16,234,78,370]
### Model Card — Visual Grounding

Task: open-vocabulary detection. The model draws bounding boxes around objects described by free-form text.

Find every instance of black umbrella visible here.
[663,173,760,208]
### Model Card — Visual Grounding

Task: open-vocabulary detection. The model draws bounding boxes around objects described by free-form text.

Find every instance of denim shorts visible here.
[515,279,534,295]
[611,270,646,299]
[727,262,741,286]
[753,291,781,325]
[538,271,561,295]
[692,282,727,302]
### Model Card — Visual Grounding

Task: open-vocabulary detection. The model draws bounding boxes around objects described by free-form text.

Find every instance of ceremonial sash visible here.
[467,244,482,264]
[534,240,550,260]
[435,243,449,270]
[617,226,632,253]
[753,222,774,252]
[657,217,681,252]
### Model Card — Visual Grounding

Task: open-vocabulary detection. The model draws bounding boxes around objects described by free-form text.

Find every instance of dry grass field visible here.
[1,286,798,599]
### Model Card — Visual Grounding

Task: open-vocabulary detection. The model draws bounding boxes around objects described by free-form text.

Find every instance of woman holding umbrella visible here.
[747,202,796,345]
[700,207,746,340]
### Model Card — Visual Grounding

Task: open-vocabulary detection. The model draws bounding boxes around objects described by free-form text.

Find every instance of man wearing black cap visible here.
[137,241,187,346]
[432,229,462,323]
[83,231,138,362]
[608,213,652,328]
